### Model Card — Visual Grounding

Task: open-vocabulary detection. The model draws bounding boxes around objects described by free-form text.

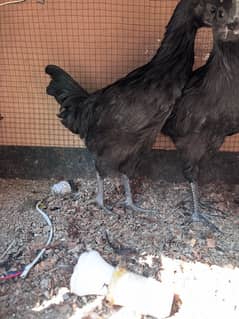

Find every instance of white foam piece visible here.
[70,250,114,296]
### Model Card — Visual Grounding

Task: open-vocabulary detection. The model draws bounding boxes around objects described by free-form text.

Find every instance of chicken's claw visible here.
[86,198,112,214]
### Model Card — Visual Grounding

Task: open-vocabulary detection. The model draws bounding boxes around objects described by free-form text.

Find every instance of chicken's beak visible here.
[231,0,239,35]
[232,0,239,21]
[219,0,239,37]
[235,0,239,17]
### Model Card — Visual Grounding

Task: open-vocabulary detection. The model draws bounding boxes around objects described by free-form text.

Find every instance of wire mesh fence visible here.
[0,0,238,151]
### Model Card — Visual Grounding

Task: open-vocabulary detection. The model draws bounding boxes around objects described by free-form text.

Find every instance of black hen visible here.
[46,0,217,213]
[162,0,238,229]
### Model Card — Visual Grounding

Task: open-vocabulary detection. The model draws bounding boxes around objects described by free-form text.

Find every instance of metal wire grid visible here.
[0,0,238,151]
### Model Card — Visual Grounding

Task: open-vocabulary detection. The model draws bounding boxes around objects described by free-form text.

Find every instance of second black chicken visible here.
[162,0,239,230]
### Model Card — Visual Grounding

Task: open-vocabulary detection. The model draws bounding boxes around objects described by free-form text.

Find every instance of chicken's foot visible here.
[87,171,112,214]
[190,182,222,233]
[178,195,225,218]
[119,174,156,213]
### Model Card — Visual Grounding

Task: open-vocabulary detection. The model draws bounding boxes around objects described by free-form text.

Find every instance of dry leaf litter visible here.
[0,177,238,319]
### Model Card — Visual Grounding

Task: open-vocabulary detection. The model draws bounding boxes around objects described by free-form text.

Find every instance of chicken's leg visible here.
[190,182,221,232]
[87,171,112,213]
[120,174,155,213]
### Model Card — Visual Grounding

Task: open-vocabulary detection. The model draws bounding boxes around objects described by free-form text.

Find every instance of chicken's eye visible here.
[218,8,224,18]
[210,6,216,15]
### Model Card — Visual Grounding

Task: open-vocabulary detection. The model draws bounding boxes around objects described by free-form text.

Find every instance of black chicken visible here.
[162,0,238,229]
[46,0,218,213]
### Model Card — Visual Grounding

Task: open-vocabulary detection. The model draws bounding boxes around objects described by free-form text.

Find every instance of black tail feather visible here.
[45,64,91,137]
[45,65,88,103]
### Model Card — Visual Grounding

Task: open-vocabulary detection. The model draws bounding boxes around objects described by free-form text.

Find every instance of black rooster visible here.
[162,0,238,229]
[46,0,218,213]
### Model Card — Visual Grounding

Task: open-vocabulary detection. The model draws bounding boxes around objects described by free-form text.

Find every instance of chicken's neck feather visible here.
[148,22,197,94]
[151,0,198,69]
[215,39,239,78]
[200,39,239,93]
[152,22,196,68]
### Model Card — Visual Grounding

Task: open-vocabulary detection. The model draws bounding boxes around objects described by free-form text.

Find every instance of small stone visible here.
[43,290,50,299]
[190,238,197,247]
[63,293,70,301]
[207,238,216,248]
[40,278,50,290]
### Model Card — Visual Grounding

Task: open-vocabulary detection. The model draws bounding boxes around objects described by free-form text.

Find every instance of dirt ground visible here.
[0,177,239,319]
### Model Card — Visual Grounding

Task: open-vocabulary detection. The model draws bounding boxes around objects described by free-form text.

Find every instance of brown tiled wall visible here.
[0,0,238,151]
